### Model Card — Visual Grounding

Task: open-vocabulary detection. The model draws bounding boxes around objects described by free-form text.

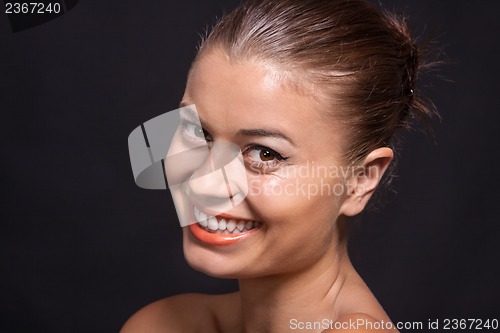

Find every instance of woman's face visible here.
[178,49,352,278]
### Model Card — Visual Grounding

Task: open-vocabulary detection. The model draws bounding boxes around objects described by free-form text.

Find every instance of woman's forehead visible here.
[185,51,330,126]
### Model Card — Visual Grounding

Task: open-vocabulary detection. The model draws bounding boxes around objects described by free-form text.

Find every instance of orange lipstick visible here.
[188,222,260,246]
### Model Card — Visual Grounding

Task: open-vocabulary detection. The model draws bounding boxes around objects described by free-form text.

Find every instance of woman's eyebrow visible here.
[178,102,196,117]
[178,102,206,124]
[237,129,295,146]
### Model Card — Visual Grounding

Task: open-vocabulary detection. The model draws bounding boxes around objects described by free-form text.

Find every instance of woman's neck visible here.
[236,241,353,333]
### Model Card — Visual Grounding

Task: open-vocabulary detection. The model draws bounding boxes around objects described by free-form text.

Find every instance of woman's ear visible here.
[339,147,393,216]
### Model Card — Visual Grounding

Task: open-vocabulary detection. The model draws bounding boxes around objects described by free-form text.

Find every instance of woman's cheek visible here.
[249,174,310,220]
[248,172,297,201]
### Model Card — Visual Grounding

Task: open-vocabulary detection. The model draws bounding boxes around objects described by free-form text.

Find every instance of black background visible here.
[1,1,499,332]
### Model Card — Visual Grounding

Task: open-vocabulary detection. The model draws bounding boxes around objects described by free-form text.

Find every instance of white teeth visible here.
[194,206,207,222]
[208,216,219,231]
[199,211,207,221]
[193,206,262,233]
[226,220,236,232]
[236,220,245,231]
[218,218,227,230]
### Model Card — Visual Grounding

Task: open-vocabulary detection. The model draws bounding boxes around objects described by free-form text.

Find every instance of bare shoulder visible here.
[323,313,398,333]
[120,293,232,333]
[120,294,203,333]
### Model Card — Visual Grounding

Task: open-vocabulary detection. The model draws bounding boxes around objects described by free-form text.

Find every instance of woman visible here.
[123,0,436,331]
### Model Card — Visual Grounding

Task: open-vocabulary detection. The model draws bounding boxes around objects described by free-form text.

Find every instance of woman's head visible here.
[178,0,434,278]
[181,49,370,278]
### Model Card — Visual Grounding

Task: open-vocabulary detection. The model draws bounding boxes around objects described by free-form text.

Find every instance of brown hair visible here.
[195,0,437,165]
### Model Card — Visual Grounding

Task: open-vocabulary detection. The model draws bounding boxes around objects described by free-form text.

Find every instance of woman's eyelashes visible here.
[243,145,289,171]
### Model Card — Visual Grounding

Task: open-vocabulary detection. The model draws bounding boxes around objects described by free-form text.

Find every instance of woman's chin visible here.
[182,234,244,279]
[183,248,247,279]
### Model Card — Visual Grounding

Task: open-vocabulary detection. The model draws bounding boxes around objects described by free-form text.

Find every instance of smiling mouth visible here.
[193,206,262,234]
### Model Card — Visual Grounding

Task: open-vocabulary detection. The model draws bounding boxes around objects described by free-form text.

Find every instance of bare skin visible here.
[121,260,395,332]
[121,49,396,333]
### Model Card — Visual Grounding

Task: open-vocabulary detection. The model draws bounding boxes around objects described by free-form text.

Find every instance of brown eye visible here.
[247,146,285,164]
[259,149,275,161]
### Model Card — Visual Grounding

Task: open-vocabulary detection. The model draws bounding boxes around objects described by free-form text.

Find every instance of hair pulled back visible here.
[196,0,437,164]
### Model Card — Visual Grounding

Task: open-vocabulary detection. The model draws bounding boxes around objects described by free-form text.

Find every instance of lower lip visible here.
[188,222,260,246]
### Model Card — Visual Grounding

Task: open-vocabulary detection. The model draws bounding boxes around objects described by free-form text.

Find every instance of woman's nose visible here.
[186,142,248,214]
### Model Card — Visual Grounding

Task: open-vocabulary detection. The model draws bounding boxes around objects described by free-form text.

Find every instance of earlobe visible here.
[339,147,393,216]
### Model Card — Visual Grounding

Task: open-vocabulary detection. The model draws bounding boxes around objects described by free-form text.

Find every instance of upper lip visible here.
[194,205,257,222]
